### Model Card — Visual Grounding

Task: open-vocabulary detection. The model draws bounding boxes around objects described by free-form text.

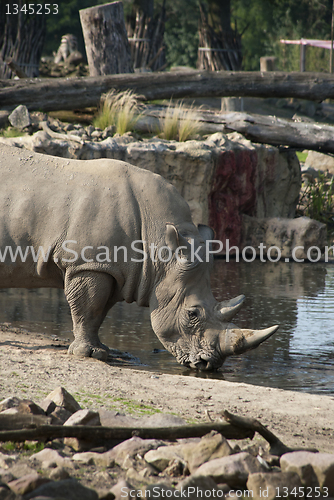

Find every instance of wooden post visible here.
[300,42,306,72]
[79,2,133,76]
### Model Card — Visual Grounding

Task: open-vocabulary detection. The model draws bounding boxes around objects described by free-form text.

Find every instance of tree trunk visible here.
[79,2,133,76]
[0,0,46,79]
[3,71,334,112]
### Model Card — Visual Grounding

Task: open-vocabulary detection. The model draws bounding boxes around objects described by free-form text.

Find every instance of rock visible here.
[64,409,101,426]
[110,479,133,500]
[280,451,334,495]
[0,484,21,500]
[247,472,302,500]
[7,464,35,479]
[7,473,50,495]
[48,466,70,480]
[111,437,164,468]
[181,431,233,473]
[30,448,73,469]
[0,398,21,412]
[45,387,81,414]
[175,475,221,500]
[38,399,56,416]
[49,406,72,424]
[193,452,265,488]
[0,131,300,253]
[164,458,185,477]
[0,453,17,469]
[17,400,45,416]
[142,484,175,498]
[72,452,102,466]
[0,470,14,484]
[24,478,98,500]
[304,150,334,176]
[241,215,327,260]
[144,444,185,472]
[8,105,31,130]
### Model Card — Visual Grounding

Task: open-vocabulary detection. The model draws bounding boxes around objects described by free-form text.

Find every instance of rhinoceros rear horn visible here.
[221,324,279,356]
[217,294,245,321]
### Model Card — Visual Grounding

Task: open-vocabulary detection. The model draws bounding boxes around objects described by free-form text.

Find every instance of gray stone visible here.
[7,463,35,479]
[46,387,81,414]
[241,215,327,260]
[140,413,186,427]
[110,480,133,500]
[0,470,14,484]
[17,400,45,416]
[181,431,233,473]
[24,478,98,500]
[48,466,70,481]
[193,452,265,488]
[0,453,17,469]
[8,105,31,130]
[7,473,50,496]
[64,409,101,427]
[176,475,221,500]
[109,437,164,468]
[49,406,72,424]
[247,472,302,500]
[0,398,21,412]
[0,131,301,253]
[30,448,73,469]
[38,399,56,416]
[144,444,186,472]
[305,150,334,175]
[0,484,21,500]
[142,484,175,498]
[280,451,334,495]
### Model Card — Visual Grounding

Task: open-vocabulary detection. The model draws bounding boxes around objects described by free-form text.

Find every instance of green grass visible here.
[158,101,202,141]
[296,151,309,163]
[93,89,143,134]
[0,127,25,138]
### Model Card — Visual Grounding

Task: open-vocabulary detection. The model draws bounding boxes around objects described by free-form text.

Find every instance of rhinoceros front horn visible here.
[220,324,279,356]
[217,294,245,321]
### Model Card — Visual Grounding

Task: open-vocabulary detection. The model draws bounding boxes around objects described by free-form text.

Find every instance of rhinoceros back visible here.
[0,144,193,300]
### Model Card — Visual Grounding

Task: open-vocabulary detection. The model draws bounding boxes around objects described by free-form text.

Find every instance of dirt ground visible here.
[1,325,333,454]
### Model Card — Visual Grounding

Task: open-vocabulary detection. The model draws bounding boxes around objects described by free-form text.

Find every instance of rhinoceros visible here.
[0,143,278,370]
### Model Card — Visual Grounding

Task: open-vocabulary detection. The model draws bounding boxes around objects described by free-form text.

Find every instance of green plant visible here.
[0,128,25,138]
[159,101,202,141]
[297,172,334,227]
[93,89,143,134]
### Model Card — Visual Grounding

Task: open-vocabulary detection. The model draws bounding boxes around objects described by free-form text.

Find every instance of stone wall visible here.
[0,129,301,252]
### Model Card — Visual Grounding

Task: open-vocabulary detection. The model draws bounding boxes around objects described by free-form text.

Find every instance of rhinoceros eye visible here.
[187,309,200,321]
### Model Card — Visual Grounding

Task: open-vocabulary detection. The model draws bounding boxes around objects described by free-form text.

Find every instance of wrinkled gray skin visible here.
[0,144,278,370]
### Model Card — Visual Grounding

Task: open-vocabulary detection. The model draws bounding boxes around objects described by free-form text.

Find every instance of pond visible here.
[0,260,333,395]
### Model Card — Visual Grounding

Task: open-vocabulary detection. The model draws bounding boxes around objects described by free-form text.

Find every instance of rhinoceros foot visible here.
[68,339,109,361]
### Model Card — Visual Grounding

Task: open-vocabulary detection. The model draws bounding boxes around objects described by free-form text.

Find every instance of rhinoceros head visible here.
[149,223,278,371]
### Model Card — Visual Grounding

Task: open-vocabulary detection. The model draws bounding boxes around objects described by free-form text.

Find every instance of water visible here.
[0,260,334,395]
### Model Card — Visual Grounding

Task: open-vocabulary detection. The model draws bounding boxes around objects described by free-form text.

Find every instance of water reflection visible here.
[0,260,333,394]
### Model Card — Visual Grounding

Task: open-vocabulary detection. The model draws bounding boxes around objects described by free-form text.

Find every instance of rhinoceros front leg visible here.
[64,271,115,361]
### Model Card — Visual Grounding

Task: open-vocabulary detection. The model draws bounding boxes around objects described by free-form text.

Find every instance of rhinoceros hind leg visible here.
[65,271,115,361]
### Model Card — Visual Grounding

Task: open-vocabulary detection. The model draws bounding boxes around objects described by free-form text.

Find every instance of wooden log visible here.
[3,71,334,112]
[0,422,254,443]
[79,2,133,76]
[0,413,51,430]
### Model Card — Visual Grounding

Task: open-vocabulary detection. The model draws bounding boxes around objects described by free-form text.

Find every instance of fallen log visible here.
[2,70,334,112]
[0,413,51,430]
[137,107,334,155]
[0,421,254,443]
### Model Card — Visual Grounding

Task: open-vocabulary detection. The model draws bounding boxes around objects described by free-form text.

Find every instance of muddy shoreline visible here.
[1,325,333,453]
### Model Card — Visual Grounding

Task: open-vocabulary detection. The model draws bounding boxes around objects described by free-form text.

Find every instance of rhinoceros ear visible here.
[165,224,190,252]
[198,224,215,242]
